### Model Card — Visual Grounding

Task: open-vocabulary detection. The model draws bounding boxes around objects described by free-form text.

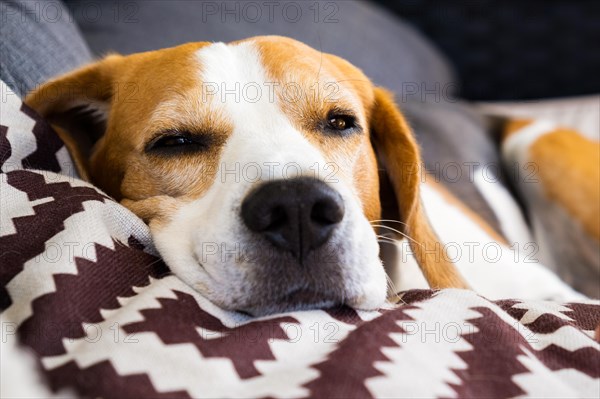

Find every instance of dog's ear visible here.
[25,55,122,180]
[369,87,468,289]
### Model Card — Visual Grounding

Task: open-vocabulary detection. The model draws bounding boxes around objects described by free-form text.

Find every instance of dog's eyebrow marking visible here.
[146,91,233,152]
[250,38,365,140]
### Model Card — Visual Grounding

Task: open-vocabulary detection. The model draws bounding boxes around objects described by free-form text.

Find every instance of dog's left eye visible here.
[325,113,357,133]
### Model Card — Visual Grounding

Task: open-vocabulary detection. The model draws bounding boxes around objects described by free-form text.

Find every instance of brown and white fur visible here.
[25,36,582,315]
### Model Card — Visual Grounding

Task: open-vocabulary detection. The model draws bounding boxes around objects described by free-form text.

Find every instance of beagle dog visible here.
[25,36,581,315]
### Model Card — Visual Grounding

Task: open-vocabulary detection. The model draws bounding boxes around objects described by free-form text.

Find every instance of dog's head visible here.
[26,36,466,315]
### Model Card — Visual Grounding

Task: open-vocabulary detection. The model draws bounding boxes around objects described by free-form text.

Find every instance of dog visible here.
[25,36,582,315]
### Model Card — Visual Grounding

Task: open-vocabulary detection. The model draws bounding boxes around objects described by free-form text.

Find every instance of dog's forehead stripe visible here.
[194,41,329,169]
[195,41,275,128]
[195,42,281,127]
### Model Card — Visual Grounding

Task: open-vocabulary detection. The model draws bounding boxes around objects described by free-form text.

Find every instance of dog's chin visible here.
[167,232,387,316]
[234,289,342,317]
[183,256,388,317]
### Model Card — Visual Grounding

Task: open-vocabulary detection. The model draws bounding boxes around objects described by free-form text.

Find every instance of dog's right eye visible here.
[154,136,194,147]
[145,132,211,155]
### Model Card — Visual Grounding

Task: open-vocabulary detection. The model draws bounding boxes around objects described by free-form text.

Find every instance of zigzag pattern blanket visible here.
[1,81,599,398]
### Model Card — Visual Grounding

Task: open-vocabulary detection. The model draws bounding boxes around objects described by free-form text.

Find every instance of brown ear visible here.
[370,87,468,289]
[25,55,122,180]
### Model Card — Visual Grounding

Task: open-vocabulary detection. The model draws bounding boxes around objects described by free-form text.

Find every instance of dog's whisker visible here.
[315,32,324,81]
[371,224,424,248]
[376,234,396,240]
[372,223,412,238]
[370,219,409,227]
[335,78,372,85]
[376,235,398,243]
[385,273,402,305]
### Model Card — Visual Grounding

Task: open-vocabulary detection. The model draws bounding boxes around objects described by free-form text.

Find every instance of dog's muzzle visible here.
[241,177,345,263]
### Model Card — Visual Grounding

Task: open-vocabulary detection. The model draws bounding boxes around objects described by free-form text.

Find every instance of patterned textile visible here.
[1,81,599,398]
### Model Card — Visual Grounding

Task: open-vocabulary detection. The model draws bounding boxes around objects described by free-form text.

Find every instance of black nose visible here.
[241,178,345,262]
